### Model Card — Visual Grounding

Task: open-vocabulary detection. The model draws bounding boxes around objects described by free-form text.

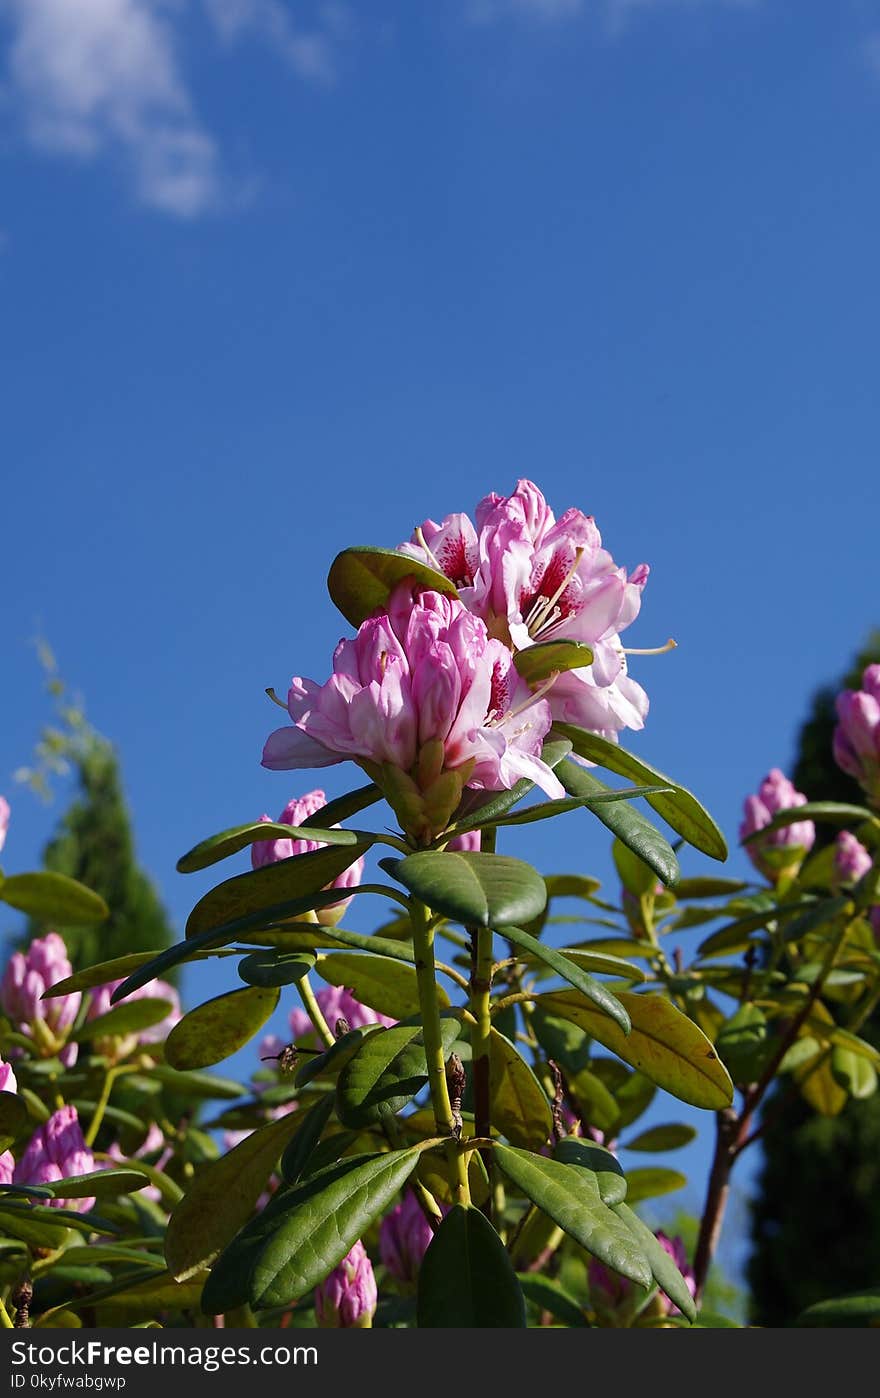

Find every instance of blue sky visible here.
[3,0,880,1297]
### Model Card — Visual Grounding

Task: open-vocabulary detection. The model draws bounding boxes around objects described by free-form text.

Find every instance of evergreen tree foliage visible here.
[748,631,880,1325]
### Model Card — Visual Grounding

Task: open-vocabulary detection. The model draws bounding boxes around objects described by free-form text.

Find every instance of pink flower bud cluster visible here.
[0,933,80,1066]
[739,769,815,883]
[314,1240,377,1328]
[251,789,364,925]
[834,666,880,806]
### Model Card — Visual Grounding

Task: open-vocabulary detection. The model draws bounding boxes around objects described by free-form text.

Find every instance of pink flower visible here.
[654,1232,697,1316]
[288,986,395,1044]
[263,582,563,840]
[833,831,873,886]
[0,1151,13,1186]
[401,480,650,743]
[106,1123,170,1205]
[739,769,815,882]
[0,1054,18,1095]
[0,797,10,855]
[87,977,180,1058]
[379,1192,435,1287]
[314,1241,378,1328]
[14,1107,95,1212]
[833,666,880,805]
[251,789,365,926]
[0,933,80,1065]
[870,907,880,944]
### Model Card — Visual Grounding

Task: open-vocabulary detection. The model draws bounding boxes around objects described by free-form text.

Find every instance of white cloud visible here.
[202,0,350,84]
[1,0,220,216]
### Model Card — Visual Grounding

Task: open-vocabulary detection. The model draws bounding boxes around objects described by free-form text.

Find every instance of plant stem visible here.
[471,924,494,1217]
[410,897,470,1204]
[85,1067,118,1148]
[298,975,335,1049]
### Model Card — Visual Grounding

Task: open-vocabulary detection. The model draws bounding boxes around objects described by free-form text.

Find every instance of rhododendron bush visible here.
[2,479,879,1330]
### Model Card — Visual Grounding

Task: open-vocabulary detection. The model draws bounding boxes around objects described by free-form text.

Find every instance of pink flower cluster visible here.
[739,769,815,883]
[0,933,80,1066]
[1,1106,96,1213]
[379,1191,436,1288]
[261,986,394,1063]
[400,479,650,742]
[0,796,10,855]
[834,665,880,805]
[314,1240,377,1328]
[251,790,364,925]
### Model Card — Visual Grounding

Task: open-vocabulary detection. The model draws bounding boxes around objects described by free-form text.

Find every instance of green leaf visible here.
[830,1047,878,1100]
[279,1096,337,1185]
[797,1287,880,1327]
[417,1204,526,1328]
[531,1008,592,1075]
[501,923,631,1033]
[674,878,749,900]
[166,1110,306,1281]
[536,989,734,1110]
[0,871,109,924]
[71,998,174,1044]
[336,1015,462,1128]
[202,1148,421,1313]
[624,1123,696,1153]
[613,839,659,897]
[742,802,879,839]
[165,987,280,1070]
[238,950,316,988]
[177,821,365,874]
[715,1005,769,1085]
[385,851,547,929]
[554,725,728,861]
[315,951,448,1020]
[623,1167,686,1204]
[523,947,646,985]
[302,783,382,828]
[513,639,595,686]
[612,1201,696,1322]
[544,874,602,900]
[553,1136,627,1206]
[0,1092,29,1145]
[43,1170,151,1200]
[186,843,369,939]
[45,952,172,999]
[293,1024,384,1087]
[146,1065,246,1100]
[328,546,459,627]
[558,762,680,888]
[493,1145,652,1287]
[488,1028,553,1150]
[517,1273,589,1327]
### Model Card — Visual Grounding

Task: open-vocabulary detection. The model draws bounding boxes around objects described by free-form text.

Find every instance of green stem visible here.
[85,1067,118,1148]
[471,925,494,1216]
[298,975,335,1049]
[411,897,470,1205]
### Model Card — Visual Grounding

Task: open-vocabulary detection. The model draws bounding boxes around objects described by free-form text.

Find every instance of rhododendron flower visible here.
[833,666,880,805]
[314,1240,378,1328]
[87,976,180,1059]
[251,789,364,925]
[0,1151,13,1187]
[833,831,872,886]
[287,985,395,1044]
[263,582,563,839]
[14,1107,95,1212]
[0,933,80,1066]
[589,1231,694,1324]
[739,770,815,883]
[379,1191,436,1287]
[0,1054,18,1095]
[400,479,651,743]
[0,796,9,855]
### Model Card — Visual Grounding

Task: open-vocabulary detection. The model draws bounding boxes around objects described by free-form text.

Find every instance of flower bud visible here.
[833,831,872,887]
[251,790,364,926]
[739,770,815,883]
[833,666,880,805]
[86,977,180,1059]
[379,1192,435,1288]
[13,1106,95,1212]
[314,1241,377,1328]
[0,933,80,1065]
[0,796,10,855]
[0,1151,13,1186]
